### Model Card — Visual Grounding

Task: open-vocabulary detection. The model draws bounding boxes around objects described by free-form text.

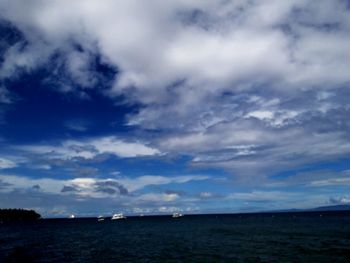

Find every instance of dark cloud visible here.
[95,187,116,195]
[0,179,12,189]
[61,185,78,193]
[68,144,97,154]
[32,184,40,190]
[94,181,128,195]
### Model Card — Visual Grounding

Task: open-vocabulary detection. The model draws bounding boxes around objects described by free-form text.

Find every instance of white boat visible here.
[111,213,126,220]
[97,215,104,221]
[172,212,183,218]
[69,214,75,219]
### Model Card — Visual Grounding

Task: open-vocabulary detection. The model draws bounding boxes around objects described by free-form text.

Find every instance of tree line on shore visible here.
[0,209,41,222]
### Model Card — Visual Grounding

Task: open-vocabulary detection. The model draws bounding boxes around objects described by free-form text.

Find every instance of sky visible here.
[0,0,350,217]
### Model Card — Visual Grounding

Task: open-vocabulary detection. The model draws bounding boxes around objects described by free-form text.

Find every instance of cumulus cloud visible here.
[1,1,349,94]
[329,196,350,205]
[0,172,212,215]
[0,0,349,182]
[0,173,209,197]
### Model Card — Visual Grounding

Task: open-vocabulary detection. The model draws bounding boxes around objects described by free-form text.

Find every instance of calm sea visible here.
[1,211,350,262]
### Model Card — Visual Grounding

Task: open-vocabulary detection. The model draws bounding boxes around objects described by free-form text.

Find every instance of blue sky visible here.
[1,0,350,217]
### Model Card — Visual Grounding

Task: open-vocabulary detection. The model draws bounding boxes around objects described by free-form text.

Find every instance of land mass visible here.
[310,204,350,211]
[269,204,350,213]
[0,209,41,222]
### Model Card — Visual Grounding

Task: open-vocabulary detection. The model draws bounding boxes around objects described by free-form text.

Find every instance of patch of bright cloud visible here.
[17,136,160,160]
[116,175,210,192]
[310,178,350,187]
[329,196,350,205]
[137,192,179,202]
[0,157,17,169]
[199,192,213,198]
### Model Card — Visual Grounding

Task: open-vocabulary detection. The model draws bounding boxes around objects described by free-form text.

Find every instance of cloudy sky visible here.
[0,0,350,217]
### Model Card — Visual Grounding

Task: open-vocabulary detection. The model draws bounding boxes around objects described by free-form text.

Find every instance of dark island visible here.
[0,209,41,222]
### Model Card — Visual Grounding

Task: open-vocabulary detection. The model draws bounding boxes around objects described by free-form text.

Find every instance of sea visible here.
[1,211,350,263]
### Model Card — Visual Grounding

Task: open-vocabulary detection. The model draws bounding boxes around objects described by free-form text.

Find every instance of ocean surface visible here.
[1,211,350,263]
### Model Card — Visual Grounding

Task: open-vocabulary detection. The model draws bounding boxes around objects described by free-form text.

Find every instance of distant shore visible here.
[37,209,350,220]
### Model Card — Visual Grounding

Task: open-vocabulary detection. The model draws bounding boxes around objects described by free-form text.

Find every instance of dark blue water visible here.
[1,212,350,262]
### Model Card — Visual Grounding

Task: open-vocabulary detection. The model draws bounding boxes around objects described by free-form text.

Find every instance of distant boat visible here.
[69,214,75,219]
[172,212,183,218]
[97,215,104,221]
[111,213,126,220]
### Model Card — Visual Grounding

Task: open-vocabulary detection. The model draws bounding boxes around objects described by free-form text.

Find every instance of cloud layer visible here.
[0,173,210,216]
[0,0,350,215]
[1,0,349,177]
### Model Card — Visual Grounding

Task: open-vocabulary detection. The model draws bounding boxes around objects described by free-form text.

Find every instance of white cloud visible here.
[30,164,52,170]
[199,192,213,198]
[137,193,179,203]
[329,196,350,205]
[18,136,160,160]
[0,0,350,181]
[0,157,17,169]
[1,0,349,95]
[117,175,209,192]
[264,169,350,188]
[0,173,209,197]
[246,110,274,120]
[310,178,350,187]
[0,172,210,215]
[157,206,182,213]
[0,174,64,193]
[88,137,160,158]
